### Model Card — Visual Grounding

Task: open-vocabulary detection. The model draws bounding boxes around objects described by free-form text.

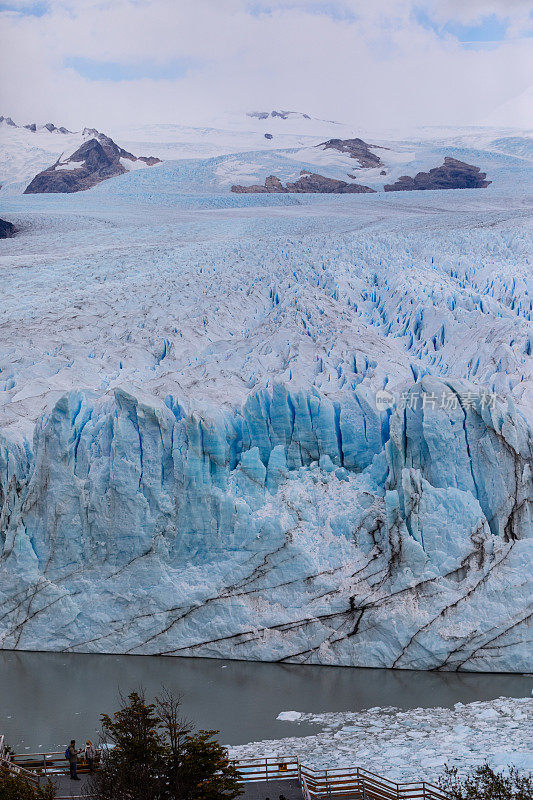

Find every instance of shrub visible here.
[438,763,533,800]
[0,766,56,800]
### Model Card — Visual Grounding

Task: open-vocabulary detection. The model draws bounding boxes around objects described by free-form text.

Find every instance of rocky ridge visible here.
[384,157,491,191]
[24,131,161,194]
[319,137,384,168]
[248,110,312,120]
[0,115,71,134]
[232,170,375,194]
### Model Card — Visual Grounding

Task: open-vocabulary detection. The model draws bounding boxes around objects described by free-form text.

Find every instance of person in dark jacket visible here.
[68,740,80,780]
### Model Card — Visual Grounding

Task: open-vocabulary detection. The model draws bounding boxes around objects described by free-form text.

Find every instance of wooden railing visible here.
[299,765,449,800]
[231,756,301,782]
[4,742,450,800]
[10,749,101,776]
[0,736,41,791]
[0,760,41,790]
[302,773,313,800]
[231,757,450,800]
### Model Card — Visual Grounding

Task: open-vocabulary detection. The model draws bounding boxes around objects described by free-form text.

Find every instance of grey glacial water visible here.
[0,650,530,752]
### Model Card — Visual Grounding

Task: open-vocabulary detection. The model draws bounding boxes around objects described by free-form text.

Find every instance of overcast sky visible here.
[1,0,532,130]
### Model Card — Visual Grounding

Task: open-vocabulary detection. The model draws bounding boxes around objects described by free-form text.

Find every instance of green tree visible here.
[0,765,56,800]
[438,763,533,800]
[169,730,242,800]
[94,690,166,800]
[90,688,242,800]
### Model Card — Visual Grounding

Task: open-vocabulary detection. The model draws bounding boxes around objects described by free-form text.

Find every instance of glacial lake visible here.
[0,650,530,752]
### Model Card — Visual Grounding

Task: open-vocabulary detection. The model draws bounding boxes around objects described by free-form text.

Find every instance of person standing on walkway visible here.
[85,740,96,774]
[68,740,80,781]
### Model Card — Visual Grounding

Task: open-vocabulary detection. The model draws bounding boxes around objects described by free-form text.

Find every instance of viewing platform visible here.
[1,738,450,800]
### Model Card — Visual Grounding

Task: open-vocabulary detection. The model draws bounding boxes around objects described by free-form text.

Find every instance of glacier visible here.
[0,124,531,670]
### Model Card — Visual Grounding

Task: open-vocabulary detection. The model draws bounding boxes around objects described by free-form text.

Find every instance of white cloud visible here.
[428,0,532,23]
[1,0,531,130]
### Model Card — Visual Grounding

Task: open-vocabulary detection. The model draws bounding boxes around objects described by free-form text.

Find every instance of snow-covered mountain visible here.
[0,110,357,191]
[0,114,531,671]
[0,117,160,193]
[0,117,88,190]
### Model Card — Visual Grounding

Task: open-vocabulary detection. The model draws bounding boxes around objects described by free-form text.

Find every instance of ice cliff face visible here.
[0,377,530,670]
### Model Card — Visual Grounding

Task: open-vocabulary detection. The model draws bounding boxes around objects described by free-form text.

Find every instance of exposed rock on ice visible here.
[231,171,375,193]
[0,218,15,238]
[319,138,383,168]
[285,172,375,193]
[384,158,491,191]
[43,123,71,134]
[0,115,70,134]
[247,110,312,121]
[24,133,161,193]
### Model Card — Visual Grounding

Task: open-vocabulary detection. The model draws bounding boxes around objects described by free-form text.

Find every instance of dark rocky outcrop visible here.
[24,133,161,194]
[42,122,71,134]
[137,155,161,166]
[231,180,271,194]
[265,175,286,192]
[384,157,491,191]
[0,218,15,238]
[1,116,71,133]
[285,172,375,193]
[319,138,383,168]
[247,110,311,120]
[272,109,311,119]
[231,170,375,194]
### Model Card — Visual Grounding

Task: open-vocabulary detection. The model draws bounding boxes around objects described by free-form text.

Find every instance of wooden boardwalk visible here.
[51,771,94,799]
[51,773,303,800]
[241,778,303,800]
[2,740,450,800]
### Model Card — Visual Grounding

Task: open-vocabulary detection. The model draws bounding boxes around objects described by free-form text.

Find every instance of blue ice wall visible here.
[0,380,531,671]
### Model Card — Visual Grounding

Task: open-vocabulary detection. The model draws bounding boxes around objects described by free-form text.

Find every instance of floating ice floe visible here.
[230,697,533,782]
